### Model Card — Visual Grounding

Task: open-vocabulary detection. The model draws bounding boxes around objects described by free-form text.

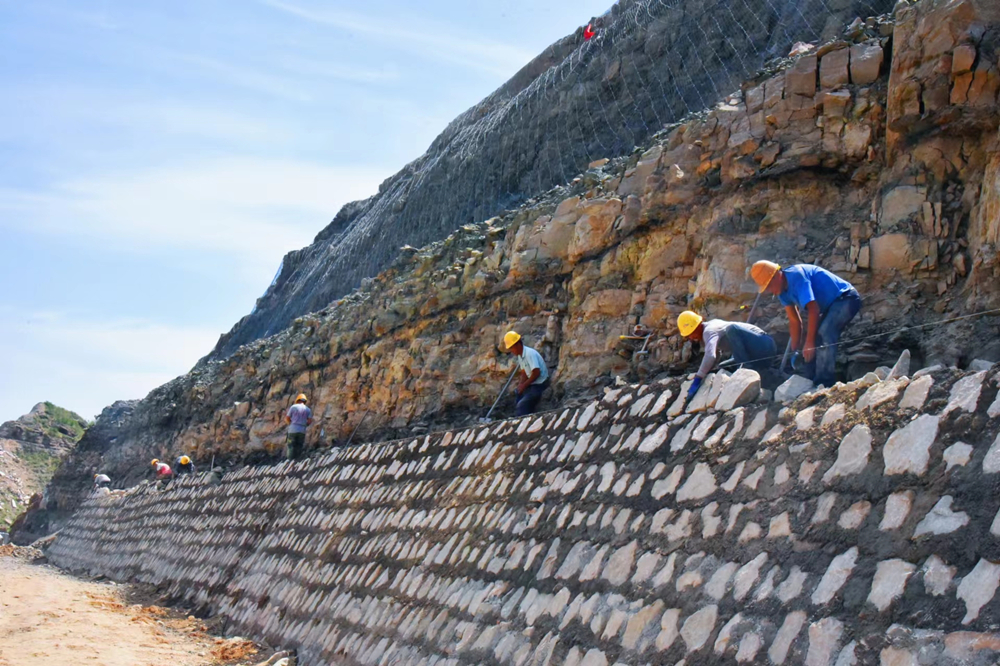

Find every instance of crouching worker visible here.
[678,311,777,404]
[751,261,862,388]
[285,393,312,461]
[150,458,172,480]
[94,473,111,490]
[174,455,195,477]
[504,331,550,417]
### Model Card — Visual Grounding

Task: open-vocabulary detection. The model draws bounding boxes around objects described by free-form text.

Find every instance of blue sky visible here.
[0,0,612,423]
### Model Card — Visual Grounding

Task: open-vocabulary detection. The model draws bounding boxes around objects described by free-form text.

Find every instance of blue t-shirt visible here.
[286,403,312,434]
[778,264,854,313]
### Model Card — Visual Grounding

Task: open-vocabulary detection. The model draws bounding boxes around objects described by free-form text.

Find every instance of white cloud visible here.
[1,157,389,273]
[261,0,536,76]
[0,310,222,422]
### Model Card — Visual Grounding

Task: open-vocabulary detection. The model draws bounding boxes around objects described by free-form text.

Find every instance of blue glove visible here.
[790,351,804,371]
[687,376,703,401]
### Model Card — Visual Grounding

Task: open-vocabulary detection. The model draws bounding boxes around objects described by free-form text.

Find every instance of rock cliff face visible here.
[18,0,1000,538]
[45,364,1000,664]
[208,0,896,359]
[0,403,86,529]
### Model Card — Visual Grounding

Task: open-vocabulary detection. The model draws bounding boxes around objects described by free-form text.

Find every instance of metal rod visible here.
[484,367,519,421]
[780,339,792,374]
[345,409,370,447]
[745,291,763,325]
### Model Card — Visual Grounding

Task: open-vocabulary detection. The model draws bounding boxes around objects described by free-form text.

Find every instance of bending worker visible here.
[94,473,111,490]
[173,455,195,477]
[678,311,777,403]
[751,260,862,388]
[150,458,172,480]
[285,393,313,461]
[504,331,550,416]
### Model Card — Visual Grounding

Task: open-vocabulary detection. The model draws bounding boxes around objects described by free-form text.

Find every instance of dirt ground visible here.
[0,553,271,666]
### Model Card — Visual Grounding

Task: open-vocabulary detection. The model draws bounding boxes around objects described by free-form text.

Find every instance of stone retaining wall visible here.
[49,365,1000,665]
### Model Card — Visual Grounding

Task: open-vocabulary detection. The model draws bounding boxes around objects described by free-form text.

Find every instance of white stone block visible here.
[733,553,768,601]
[811,547,858,605]
[969,359,996,372]
[603,541,638,586]
[820,403,846,427]
[922,554,955,596]
[795,405,817,431]
[883,414,939,476]
[837,501,871,530]
[879,492,914,531]
[867,559,915,611]
[745,409,769,439]
[943,371,986,416]
[736,632,762,662]
[768,611,806,665]
[888,349,911,379]
[680,605,718,653]
[715,369,761,411]
[957,559,1000,624]
[806,617,843,666]
[823,425,873,483]
[654,608,681,651]
[676,463,716,502]
[943,442,973,471]
[898,375,933,410]
[714,612,742,655]
[984,432,1000,473]
[775,375,815,403]
[913,496,968,538]
[856,378,907,411]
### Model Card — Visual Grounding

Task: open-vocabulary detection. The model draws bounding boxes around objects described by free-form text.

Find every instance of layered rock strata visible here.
[49,364,1000,665]
[24,0,1000,536]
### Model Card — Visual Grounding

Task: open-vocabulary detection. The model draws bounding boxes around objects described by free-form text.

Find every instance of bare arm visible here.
[518,368,541,394]
[786,305,802,350]
[803,301,821,361]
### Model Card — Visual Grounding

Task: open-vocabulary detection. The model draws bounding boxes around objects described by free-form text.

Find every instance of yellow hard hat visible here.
[503,331,522,350]
[295,393,308,403]
[677,311,704,337]
[750,260,781,292]
[180,456,191,465]
[151,459,159,466]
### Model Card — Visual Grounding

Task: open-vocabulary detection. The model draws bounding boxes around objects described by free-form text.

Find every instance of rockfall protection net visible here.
[222,0,896,356]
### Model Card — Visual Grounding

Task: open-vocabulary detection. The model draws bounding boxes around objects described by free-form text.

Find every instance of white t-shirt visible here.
[517,345,549,385]
[94,474,111,485]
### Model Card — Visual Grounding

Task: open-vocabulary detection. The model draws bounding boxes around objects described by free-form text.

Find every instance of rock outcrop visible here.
[0,402,86,529]
[47,364,1000,665]
[18,0,1000,543]
[208,0,897,360]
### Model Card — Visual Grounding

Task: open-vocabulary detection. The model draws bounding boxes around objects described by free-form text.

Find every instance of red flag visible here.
[584,23,595,40]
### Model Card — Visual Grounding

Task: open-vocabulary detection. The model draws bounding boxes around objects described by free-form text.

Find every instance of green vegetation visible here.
[20,449,61,478]
[39,402,88,441]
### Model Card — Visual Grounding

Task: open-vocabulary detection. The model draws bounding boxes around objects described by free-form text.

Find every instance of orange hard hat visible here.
[750,260,781,292]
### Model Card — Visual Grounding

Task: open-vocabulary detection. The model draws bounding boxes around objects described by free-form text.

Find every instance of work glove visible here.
[790,351,804,372]
[685,376,703,405]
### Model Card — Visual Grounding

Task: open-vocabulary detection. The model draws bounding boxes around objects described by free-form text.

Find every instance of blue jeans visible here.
[725,324,777,372]
[806,290,862,386]
[515,380,549,416]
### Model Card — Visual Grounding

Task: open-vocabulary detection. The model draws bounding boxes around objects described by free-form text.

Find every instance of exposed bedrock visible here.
[208,0,897,360]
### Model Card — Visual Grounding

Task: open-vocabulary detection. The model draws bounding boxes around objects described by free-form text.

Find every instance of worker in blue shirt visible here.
[751,261,862,387]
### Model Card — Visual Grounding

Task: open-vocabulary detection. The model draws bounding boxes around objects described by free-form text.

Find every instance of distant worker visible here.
[174,455,195,477]
[678,311,777,403]
[94,473,111,490]
[150,458,172,480]
[751,261,862,388]
[504,331,550,417]
[285,394,313,461]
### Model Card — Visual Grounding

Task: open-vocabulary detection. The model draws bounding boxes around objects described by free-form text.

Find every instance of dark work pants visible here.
[805,290,863,387]
[515,380,550,417]
[725,324,777,372]
[286,432,306,460]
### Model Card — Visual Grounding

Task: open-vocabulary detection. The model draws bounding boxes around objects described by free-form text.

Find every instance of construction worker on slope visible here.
[751,261,862,388]
[285,394,313,461]
[173,455,195,477]
[504,331,550,417]
[94,473,111,490]
[678,311,777,404]
[150,458,172,480]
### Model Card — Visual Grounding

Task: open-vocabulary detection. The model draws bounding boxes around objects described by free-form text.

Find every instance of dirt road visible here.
[0,555,264,666]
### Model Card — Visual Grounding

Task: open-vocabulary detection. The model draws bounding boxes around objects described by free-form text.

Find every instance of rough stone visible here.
[913,496,969,538]
[715,369,761,411]
[883,415,939,476]
[776,375,816,403]
[823,425,873,483]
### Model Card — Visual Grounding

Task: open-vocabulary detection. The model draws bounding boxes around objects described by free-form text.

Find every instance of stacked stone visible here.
[49,365,1000,665]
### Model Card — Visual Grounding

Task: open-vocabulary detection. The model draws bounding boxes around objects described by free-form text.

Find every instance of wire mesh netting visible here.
[216,0,895,358]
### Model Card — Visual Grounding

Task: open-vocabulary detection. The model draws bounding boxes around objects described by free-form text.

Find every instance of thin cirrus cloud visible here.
[0,309,222,420]
[0,158,390,270]
[260,0,537,76]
